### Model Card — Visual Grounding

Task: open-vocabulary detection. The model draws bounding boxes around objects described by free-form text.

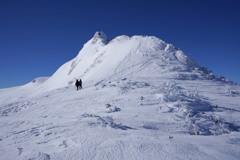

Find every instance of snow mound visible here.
[31,77,49,84]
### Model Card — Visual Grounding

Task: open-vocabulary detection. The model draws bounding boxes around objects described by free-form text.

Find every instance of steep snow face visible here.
[40,32,199,92]
[39,32,108,92]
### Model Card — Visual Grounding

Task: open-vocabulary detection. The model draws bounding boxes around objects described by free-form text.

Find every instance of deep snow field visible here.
[0,32,240,160]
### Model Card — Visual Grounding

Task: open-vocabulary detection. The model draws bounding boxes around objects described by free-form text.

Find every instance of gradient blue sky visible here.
[0,0,239,88]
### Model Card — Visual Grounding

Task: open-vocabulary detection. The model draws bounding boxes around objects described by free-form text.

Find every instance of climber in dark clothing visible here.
[75,79,80,90]
[79,79,82,89]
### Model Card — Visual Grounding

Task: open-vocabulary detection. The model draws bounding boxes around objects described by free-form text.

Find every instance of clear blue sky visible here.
[0,0,239,88]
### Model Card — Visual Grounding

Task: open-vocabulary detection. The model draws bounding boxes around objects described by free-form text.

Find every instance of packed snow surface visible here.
[0,32,240,160]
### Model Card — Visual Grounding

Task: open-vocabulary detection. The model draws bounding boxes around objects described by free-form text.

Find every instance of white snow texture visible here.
[0,32,240,160]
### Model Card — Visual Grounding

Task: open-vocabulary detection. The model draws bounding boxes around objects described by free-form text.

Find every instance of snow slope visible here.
[37,31,201,93]
[0,32,240,160]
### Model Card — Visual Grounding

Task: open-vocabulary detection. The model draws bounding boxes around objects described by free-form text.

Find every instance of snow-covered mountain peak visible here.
[91,31,108,45]
[36,32,208,92]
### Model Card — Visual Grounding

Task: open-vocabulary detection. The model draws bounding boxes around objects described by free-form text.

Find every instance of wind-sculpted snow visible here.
[157,81,240,135]
[1,76,240,159]
[0,101,37,116]
[0,32,240,159]
[82,113,133,130]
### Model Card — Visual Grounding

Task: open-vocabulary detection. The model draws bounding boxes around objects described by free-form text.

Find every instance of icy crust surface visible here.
[0,77,240,160]
[0,32,240,160]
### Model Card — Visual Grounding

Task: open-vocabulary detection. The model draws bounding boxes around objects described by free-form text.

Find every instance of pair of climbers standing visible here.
[75,79,82,90]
